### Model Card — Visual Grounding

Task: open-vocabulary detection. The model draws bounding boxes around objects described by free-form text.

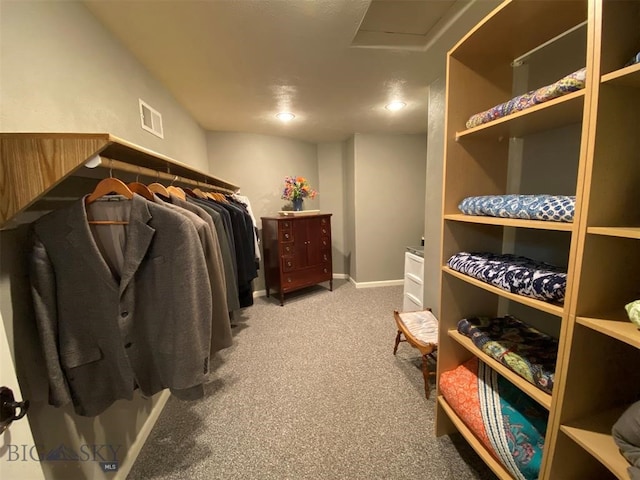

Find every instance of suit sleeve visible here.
[29,233,72,407]
[164,218,213,398]
[201,223,233,354]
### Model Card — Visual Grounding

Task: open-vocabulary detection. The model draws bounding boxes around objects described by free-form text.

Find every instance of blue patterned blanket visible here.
[458,194,575,223]
[447,252,567,304]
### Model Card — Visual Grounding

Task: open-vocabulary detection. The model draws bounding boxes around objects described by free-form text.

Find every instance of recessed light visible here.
[385,101,406,111]
[276,112,295,122]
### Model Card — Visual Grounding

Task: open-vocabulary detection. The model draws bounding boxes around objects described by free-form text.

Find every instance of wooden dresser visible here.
[261,214,333,305]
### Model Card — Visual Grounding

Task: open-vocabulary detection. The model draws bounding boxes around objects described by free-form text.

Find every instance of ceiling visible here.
[85,0,499,143]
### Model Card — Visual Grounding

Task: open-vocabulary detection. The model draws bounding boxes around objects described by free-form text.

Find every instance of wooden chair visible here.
[393,309,439,399]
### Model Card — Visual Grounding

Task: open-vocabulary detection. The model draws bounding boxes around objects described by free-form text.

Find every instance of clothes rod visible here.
[85,156,237,195]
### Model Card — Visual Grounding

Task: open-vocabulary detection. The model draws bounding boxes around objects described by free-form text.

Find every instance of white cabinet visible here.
[403,251,424,311]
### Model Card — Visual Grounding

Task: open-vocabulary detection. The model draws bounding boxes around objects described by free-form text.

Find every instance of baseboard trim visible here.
[253,274,348,299]
[350,279,404,289]
[115,389,171,480]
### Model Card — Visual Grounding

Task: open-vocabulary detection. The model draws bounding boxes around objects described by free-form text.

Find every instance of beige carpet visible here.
[128,280,497,479]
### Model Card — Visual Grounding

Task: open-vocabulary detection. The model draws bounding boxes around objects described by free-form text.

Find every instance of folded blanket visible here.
[626,300,640,328]
[447,252,567,303]
[466,68,587,129]
[625,51,640,67]
[457,316,558,393]
[440,357,548,480]
[612,401,640,480]
[458,194,575,223]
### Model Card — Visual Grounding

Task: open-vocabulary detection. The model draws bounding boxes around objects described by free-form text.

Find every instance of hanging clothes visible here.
[149,193,232,352]
[29,195,215,417]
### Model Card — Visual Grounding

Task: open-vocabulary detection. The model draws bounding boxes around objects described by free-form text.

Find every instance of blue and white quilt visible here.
[447,252,567,304]
[458,195,575,223]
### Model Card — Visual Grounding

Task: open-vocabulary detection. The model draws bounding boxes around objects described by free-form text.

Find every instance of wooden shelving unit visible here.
[432,1,640,478]
[544,1,640,478]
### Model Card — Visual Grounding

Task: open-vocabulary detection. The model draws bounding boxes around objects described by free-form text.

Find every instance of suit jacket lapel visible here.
[119,195,155,297]
[65,198,118,291]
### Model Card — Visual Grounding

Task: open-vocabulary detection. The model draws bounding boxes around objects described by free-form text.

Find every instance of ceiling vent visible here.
[139,99,164,138]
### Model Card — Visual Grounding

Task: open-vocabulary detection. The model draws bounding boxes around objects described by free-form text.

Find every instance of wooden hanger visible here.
[148,182,170,198]
[192,188,209,199]
[85,177,133,205]
[167,185,186,200]
[127,182,154,200]
[85,177,133,225]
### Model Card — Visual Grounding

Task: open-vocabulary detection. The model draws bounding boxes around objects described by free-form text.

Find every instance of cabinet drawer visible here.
[403,275,423,304]
[279,230,293,242]
[282,256,295,272]
[282,265,332,290]
[279,220,292,230]
[404,252,424,281]
[280,243,294,255]
[321,250,331,264]
[320,237,331,249]
[402,293,423,312]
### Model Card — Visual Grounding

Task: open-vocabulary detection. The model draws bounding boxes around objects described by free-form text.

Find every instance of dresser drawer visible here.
[403,275,423,304]
[279,230,293,242]
[321,250,331,264]
[282,255,295,272]
[282,265,332,291]
[404,252,424,281]
[319,237,330,249]
[280,243,294,255]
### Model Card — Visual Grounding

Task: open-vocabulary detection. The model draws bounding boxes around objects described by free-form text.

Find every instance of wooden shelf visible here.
[577,316,640,350]
[437,396,513,480]
[561,406,630,480]
[442,266,565,317]
[0,133,239,229]
[448,330,553,409]
[445,213,575,232]
[451,0,587,74]
[587,226,640,240]
[456,90,585,141]
[602,63,640,88]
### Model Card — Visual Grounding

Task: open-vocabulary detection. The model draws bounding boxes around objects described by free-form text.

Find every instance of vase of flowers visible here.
[281,176,317,211]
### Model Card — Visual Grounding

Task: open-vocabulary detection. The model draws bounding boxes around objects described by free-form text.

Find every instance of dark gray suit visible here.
[30,195,213,417]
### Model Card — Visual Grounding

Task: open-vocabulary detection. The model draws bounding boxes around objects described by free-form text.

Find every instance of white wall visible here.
[206,131,319,290]
[0,1,208,169]
[317,142,348,275]
[353,133,426,284]
[424,79,445,316]
[345,137,356,279]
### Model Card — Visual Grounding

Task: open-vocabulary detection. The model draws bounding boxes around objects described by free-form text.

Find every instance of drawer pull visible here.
[284,246,291,253]
[284,233,290,240]
[323,268,328,273]
[287,277,292,283]
[286,261,292,267]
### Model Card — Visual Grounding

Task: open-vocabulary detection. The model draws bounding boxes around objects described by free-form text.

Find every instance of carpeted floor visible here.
[128,280,497,480]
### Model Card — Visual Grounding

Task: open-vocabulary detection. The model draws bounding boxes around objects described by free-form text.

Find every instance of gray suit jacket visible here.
[151,194,232,353]
[30,195,212,417]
